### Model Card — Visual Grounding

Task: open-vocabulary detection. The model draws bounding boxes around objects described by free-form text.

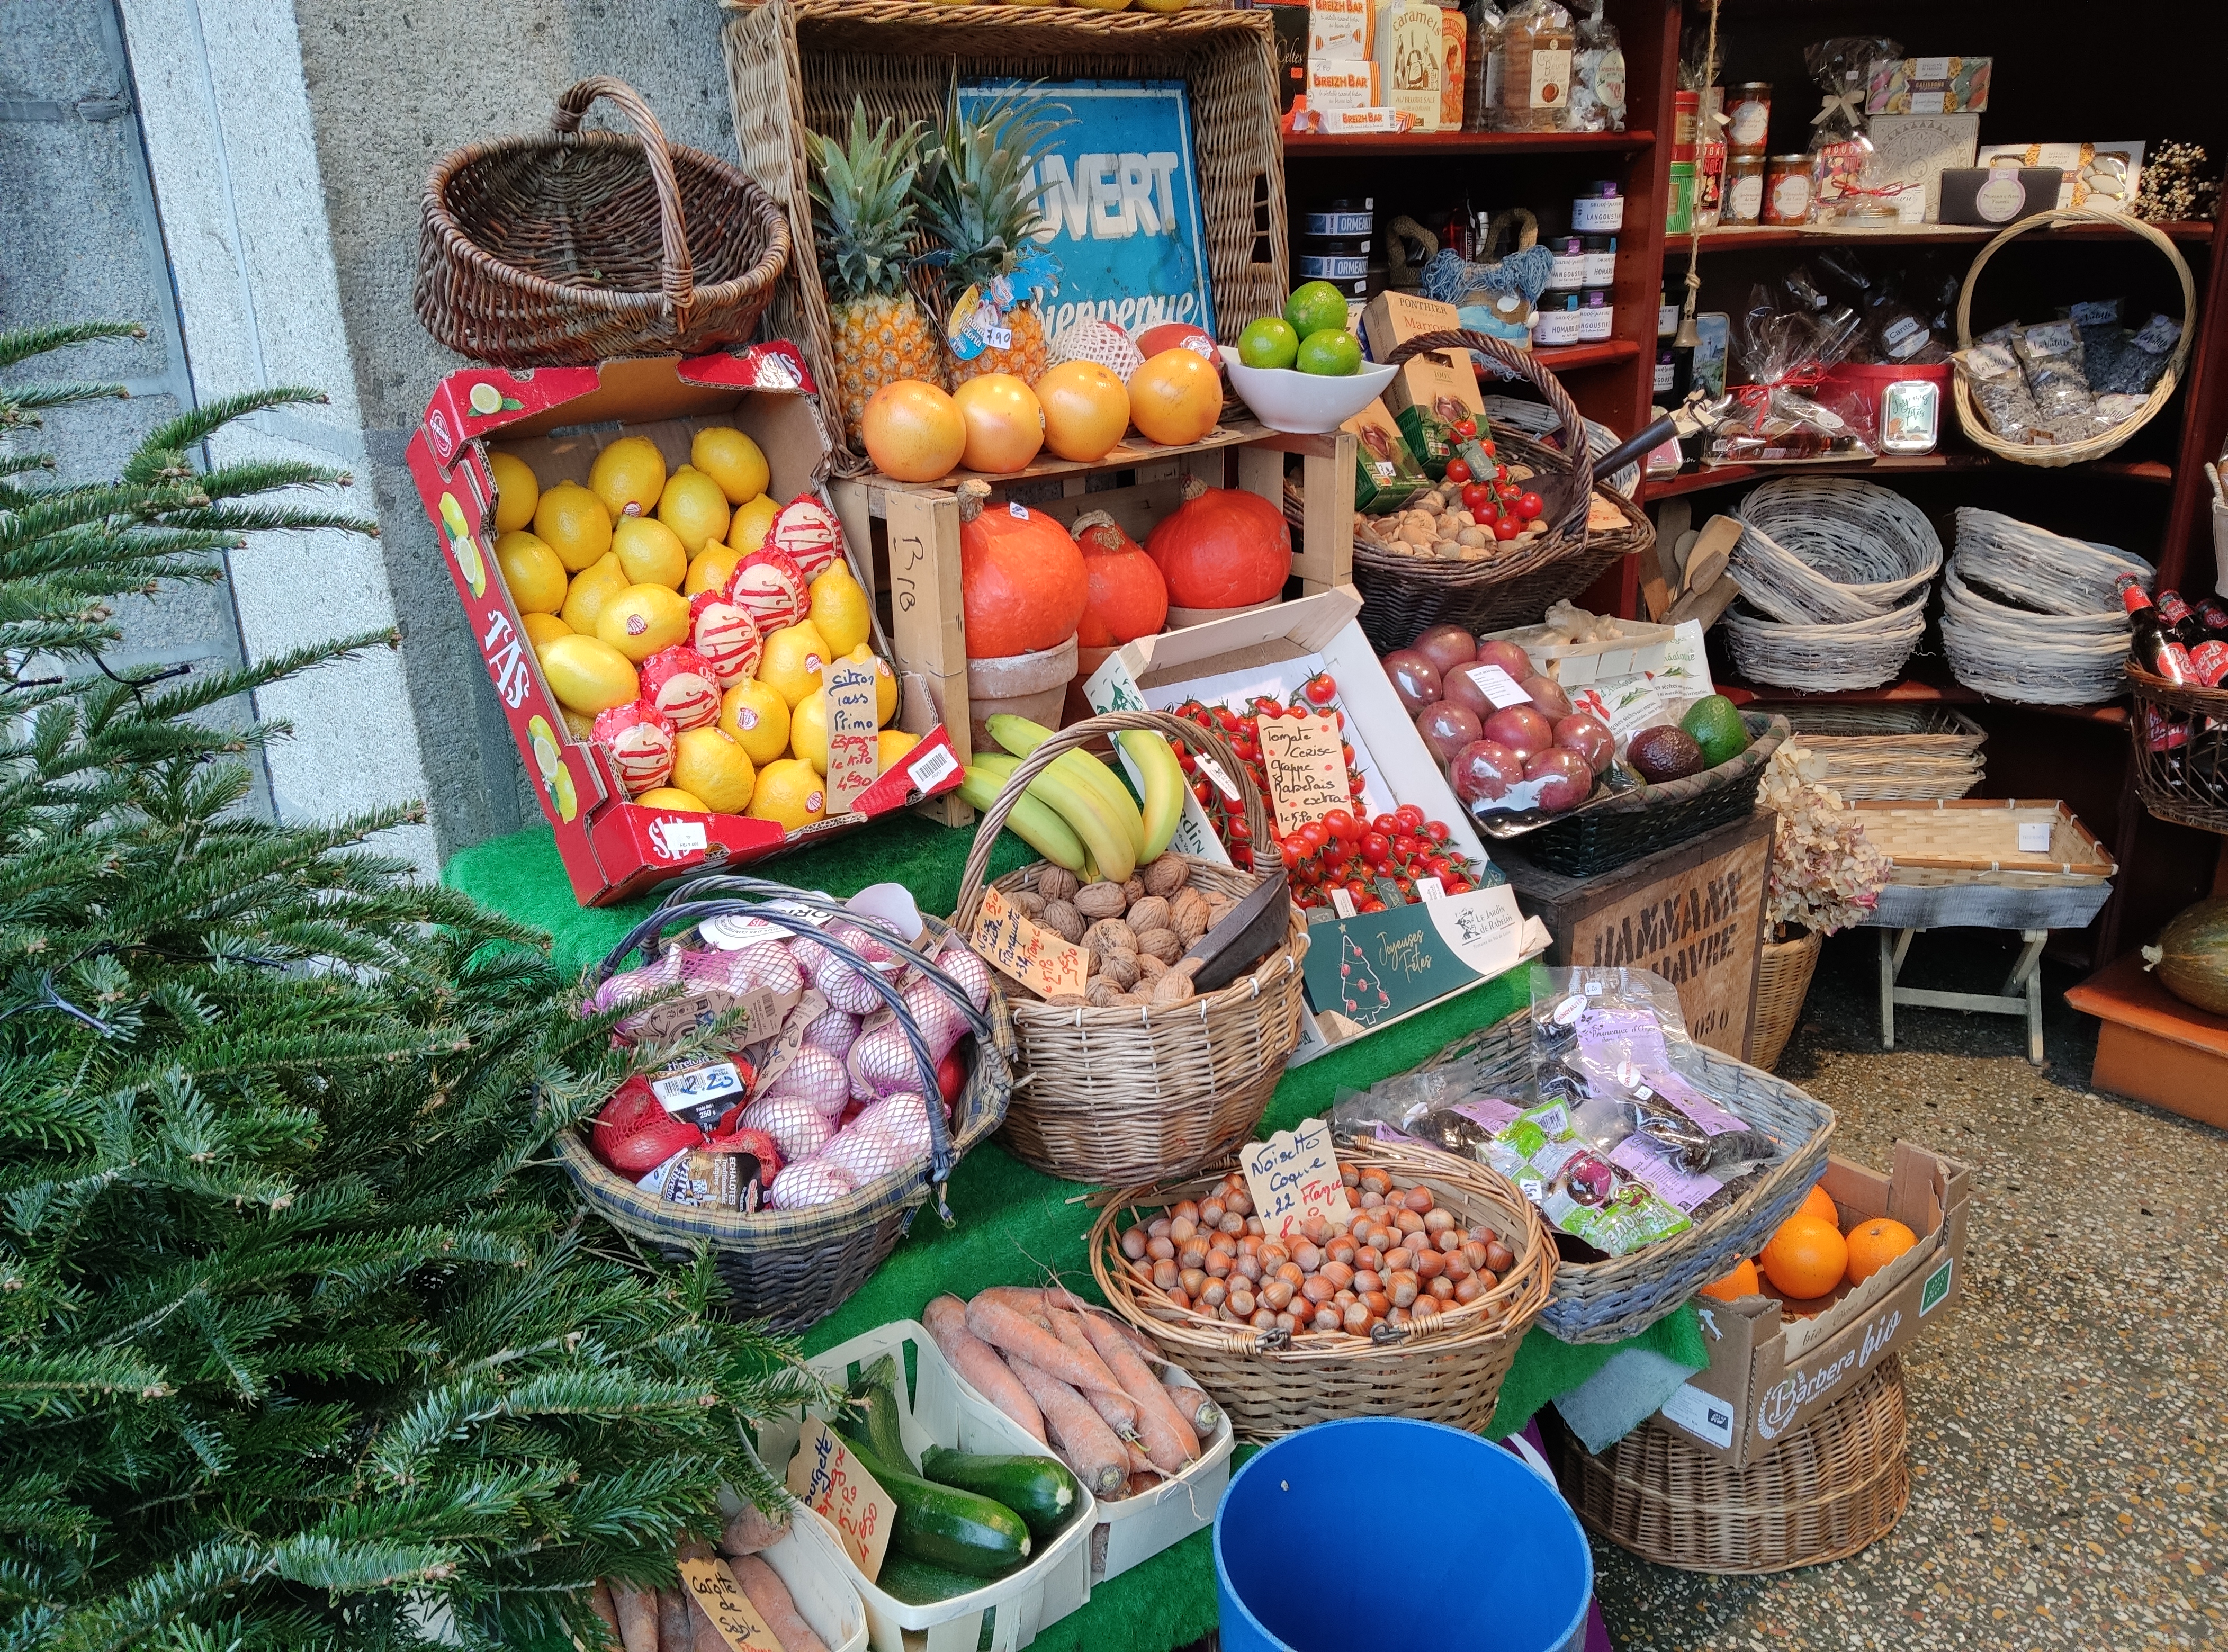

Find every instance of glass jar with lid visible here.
[1489,0,1576,132]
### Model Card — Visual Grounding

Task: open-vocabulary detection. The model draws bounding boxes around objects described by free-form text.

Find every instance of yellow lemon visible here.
[561,705,596,741]
[538,633,639,715]
[718,677,790,766]
[495,529,568,614]
[685,542,742,597]
[589,434,668,519]
[612,515,689,589]
[692,426,771,504]
[534,481,614,572]
[846,643,898,726]
[523,611,573,649]
[657,468,731,554]
[748,756,826,831]
[671,726,757,813]
[877,729,921,774]
[728,492,779,554]
[807,562,871,655]
[489,450,540,533]
[789,691,829,775]
[757,620,832,709]
[595,583,693,662]
[559,553,630,636]
[635,786,709,812]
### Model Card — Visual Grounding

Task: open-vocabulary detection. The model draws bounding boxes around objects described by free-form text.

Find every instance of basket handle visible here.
[1382,328,1594,535]
[1480,207,1539,260]
[952,710,1269,930]
[1955,204,2198,385]
[552,77,698,325]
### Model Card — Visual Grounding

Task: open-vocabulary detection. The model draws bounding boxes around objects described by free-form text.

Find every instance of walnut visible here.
[1125,895,1171,936]
[1085,918,1139,957]
[1040,899,1086,943]
[1122,875,1145,909]
[1084,978,1128,1009]
[1084,948,1100,978]
[1036,867,1080,904]
[1170,888,1212,944]
[1142,856,1190,896]
[1045,992,1086,1007]
[1011,889,1046,919]
[1136,954,1169,983]
[1149,969,1197,1006]
[1134,927,1182,964]
[1075,881,1127,920]
[1097,948,1141,990]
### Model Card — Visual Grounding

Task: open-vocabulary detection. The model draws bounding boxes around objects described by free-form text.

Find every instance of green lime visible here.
[1284,281,1353,341]
[1294,328,1362,378]
[1237,316,1301,370]
[1678,694,1751,767]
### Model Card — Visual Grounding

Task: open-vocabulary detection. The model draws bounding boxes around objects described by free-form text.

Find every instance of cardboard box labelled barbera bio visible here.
[1659,1142,1970,1468]
[1361,292,1484,476]
[405,350,962,908]
[1084,589,1550,1062]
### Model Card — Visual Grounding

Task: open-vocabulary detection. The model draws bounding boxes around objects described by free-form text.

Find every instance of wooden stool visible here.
[1877,927,2050,1066]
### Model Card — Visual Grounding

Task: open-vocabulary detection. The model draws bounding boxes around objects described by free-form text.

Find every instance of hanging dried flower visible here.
[1760,739,1890,938]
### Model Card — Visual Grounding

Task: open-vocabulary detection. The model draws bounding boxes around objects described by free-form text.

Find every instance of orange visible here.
[1760,1215,1848,1301]
[1127,348,1222,446]
[951,374,1045,473]
[1843,1218,1918,1286]
[861,380,966,482]
[1699,1258,1760,1303]
[1798,1182,1839,1228]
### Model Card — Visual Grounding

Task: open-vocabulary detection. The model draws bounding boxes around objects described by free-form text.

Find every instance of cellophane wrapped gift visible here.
[1706,286,1874,463]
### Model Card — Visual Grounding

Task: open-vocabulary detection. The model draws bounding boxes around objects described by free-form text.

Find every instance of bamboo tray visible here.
[1762,703,1987,802]
[1852,798,2115,885]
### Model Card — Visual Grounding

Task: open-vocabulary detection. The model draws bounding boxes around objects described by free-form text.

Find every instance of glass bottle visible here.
[1490,0,1575,133]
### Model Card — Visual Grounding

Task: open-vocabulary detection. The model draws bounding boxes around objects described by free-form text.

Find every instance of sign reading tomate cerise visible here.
[1257,713,1349,838]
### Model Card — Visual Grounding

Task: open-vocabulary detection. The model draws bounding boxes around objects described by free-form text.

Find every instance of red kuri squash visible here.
[1072,510,1169,648]
[1144,476,1292,610]
[957,479,1089,659]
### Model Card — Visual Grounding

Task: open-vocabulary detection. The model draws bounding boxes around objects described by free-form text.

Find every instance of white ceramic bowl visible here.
[1220,347,1398,435]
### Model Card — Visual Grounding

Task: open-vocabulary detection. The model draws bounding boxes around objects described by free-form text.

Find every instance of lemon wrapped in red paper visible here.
[591,698,677,795]
[727,547,808,635]
[689,589,762,688]
[766,495,845,582]
[638,644,723,732]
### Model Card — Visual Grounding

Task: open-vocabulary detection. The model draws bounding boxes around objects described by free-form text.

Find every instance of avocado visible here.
[1627,725,1708,783]
[1679,695,1751,768]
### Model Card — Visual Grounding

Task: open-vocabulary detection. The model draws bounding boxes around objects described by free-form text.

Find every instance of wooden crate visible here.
[1492,809,1774,1061]
[828,420,1356,824]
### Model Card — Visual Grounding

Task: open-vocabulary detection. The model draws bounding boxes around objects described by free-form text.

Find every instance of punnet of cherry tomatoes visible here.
[1353,419,1552,563]
[1165,673,1489,914]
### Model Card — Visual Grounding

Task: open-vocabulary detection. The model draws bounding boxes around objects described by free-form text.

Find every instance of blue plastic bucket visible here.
[1214,1418,1593,1652]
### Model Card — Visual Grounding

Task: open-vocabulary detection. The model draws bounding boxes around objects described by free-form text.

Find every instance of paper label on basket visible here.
[629,984,802,1049]
[1241,1116,1354,1241]
[1193,750,1242,802]
[970,885,1090,998]
[1258,713,1349,837]
[1460,663,1533,710]
[786,1417,896,1582]
[742,989,826,1097]
[822,658,882,814]
[677,1555,788,1651]
[2017,821,2052,852]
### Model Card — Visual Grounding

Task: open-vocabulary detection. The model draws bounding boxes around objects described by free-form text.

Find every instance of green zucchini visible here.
[847,1354,915,1472]
[872,1550,985,1606]
[836,1425,1032,1577]
[919,1446,1081,1540]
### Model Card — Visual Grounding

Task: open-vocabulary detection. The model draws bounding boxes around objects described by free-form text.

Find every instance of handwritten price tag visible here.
[1257,713,1349,838]
[822,658,882,815]
[1239,1116,1354,1242]
[676,1555,785,1652]
[786,1416,896,1581]
[969,884,1090,998]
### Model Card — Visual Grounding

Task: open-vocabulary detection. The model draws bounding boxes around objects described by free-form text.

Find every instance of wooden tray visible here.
[1852,798,2116,886]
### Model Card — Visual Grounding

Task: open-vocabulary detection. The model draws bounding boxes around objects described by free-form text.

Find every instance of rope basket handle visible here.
[550,77,698,324]
[1954,205,2197,382]
[1479,206,1540,261]
[953,710,1268,930]
[1382,328,1595,537]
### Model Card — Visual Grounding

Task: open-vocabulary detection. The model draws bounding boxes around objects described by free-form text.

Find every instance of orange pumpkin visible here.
[1072,511,1169,648]
[1144,476,1293,610]
[957,480,1089,659]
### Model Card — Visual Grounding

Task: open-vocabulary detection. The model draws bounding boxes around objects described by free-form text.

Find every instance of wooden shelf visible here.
[1726,677,2131,726]
[1475,339,1643,379]
[1663,220,2217,257]
[1639,453,2172,501]
[1284,129,1653,158]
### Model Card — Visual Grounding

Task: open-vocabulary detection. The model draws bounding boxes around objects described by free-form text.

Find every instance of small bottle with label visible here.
[1545,234,1586,291]
[1489,0,1576,132]
[1576,288,1614,342]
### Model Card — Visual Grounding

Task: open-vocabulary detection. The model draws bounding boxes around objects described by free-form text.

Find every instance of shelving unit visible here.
[1284,130,1654,158]
[1664,220,2216,254]
[1640,453,2173,502]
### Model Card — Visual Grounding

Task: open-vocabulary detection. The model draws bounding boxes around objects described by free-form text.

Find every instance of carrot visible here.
[1160,1368,1224,1437]
[1069,1298,1199,1471]
[611,1584,659,1652]
[1005,1354,1128,1496]
[971,1285,1053,1320]
[732,1554,829,1652]
[588,1581,623,1648]
[1043,1308,1142,1439]
[658,1587,694,1652]
[966,1296,1133,1404]
[686,1589,727,1652]
[1126,1471,1160,1497]
[924,1294,1046,1443]
[718,1500,789,1558]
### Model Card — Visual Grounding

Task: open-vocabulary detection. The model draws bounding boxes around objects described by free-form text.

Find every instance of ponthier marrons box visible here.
[406,348,962,907]
[1658,1141,1970,1467]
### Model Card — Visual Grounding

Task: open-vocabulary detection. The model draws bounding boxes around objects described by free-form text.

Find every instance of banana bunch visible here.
[957,715,1186,884]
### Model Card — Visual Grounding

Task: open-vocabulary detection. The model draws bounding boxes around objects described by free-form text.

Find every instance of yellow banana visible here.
[978,744,1135,884]
[1117,728,1187,861]
[985,714,1147,864]
[959,765,1086,872]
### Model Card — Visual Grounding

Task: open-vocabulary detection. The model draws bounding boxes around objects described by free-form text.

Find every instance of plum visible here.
[1474,639,1534,681]
[1520,674,1572,719]
[1553,713,1614,775]
[1415,700,1484,762]
[1525,747,1594,812]
[1442,666,1493,721]
[1449,739,1525,805]
[1381,648,1443,712]
[1413,624,1479,676]
[1482,705,1555,761]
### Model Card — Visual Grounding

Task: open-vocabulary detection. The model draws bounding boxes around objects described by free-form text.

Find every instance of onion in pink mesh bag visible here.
[935,941,992,1012]
[585,948,685,1016]
[738,1094,833,1162]
[685,939,804,1000]
[758,1045,850,1118]
[847,976,968,1098]
[793,935,882,1016]
[815,1093,933,1186]
[767,1159,854,1210]
[800,1004,859,1057]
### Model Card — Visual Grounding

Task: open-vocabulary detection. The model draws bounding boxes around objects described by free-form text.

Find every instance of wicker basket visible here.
[1557,1353,1909,1573]
[952,712,1308,1187]
[1722,596,1929,693]
[1761,704,1987,802]
[417,78,790,367]
[1482,393,1640,495]
[555,888,1016,1334]
[1953,206,2196,467]
[1750,928,1825,1071]
[1731,478,1943,626]
[1425,1010,1836,1343]
[1089,1138,1555,1439]
[2126,663,2228,834]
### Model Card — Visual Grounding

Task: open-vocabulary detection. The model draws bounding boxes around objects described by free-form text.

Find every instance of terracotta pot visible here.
[967,632,1079,752]
[1165,597,1281,631]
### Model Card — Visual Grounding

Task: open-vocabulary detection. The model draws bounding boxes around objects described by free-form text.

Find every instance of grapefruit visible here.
[862,379,966,482]
[952,374,1045,473]
[1035,360,1131,461]
[1128,349,1222,446]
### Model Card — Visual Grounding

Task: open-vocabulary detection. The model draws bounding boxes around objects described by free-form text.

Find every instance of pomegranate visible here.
[1449,739,1526,805]
[1474,639,1534,680]
[1553,713,1614,774]
[1520,674,1572,719]
[1415,701,1483,762]
[1524,747,1593,812]
[1412,624,1479,675]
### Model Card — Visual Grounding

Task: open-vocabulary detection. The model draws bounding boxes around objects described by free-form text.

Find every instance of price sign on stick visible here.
[675,1556,786,1652]
[822,658,882,815]
[786,1416,896,1581]
[968,884,1090,999]
[1257,713,1349,837]
[1240,1116,1354,1241]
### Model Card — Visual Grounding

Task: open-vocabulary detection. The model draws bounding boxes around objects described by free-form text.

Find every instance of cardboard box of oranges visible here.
[1656,1142,1970,1468]
[406,349,964,906]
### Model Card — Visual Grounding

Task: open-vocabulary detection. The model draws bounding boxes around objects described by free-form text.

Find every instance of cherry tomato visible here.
[1280,837,1305,870]
[1515,491,1544,520]
[1324,807,1358,841]
[1395,803,1425,831]
[1451,418,1478,439]
[1216,706,1241,732]
[1349,773,1369,796]
[1340,742,1357,768]
[1479,439,1497,457]
[1423,819,1450,844]
[1299,821,1329,854]
[1393,875,1416,896]
[1424,855,1452,879]
[1492,462,1509,482]
[1394,833,1422,860]
[1226,819,1252,845]
[1345,878,1371,902]
[1494,516,1523,541]
[1496,480,1522,501]
[1443,458,1472,484]
[1371,813,1401,834]
[1176,750,1197,774]
[1303,671,1340,707]
[1444,874,1474,894]
[1461,481,1494,513]
[1361,831,1391,867]
[1233,737,1258,764]
[1476,500,1501,524]
[1192,779,1211,805]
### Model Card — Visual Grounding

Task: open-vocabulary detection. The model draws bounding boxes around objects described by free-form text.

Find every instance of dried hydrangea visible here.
[1760,739,1890,937]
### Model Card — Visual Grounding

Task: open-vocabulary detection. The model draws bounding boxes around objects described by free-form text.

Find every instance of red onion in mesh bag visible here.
[792,935,881,1016]
[845,972,968,1098]
[758,1045,849,1118]
[935,942,992,1011]
[738,1094,833,1162]
[801,1004,859,1056]
[585,948,685,1016]
[814,1093,933,1186]
[682,940,804,1000]
[767,1159,854,1210]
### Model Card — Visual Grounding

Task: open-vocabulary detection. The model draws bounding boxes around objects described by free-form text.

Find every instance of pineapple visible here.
[917,88,1064,387]
[807,100,944,451]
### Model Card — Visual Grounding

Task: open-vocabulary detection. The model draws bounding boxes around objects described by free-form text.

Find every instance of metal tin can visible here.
[1672,89,1699,159]
[1726,82,1772,154]
[1576,288,1614,342]
[1880,380,1942,454]
[1654,346,1678,394]
[1301,201,1374,237]
[1546,234,1586,290]
[1534,291,1583,346]
[1665,163,1697,234]
[1763,155,1814,226]
[1580,235,1617,286]
[1723,153,1766,225]
[1296,251,1370,282]
[1571,182,1624,231]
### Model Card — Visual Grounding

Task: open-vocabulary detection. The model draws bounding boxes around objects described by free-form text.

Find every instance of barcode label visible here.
[908,742,961,793]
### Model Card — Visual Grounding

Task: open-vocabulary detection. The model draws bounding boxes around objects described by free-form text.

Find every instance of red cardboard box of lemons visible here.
[407,347,963,906]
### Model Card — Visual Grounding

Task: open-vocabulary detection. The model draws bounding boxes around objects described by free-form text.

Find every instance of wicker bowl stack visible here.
[1940,509,2152,705]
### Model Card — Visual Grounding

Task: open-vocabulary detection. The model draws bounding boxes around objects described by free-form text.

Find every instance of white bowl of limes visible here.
[1221,285,1399,434]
